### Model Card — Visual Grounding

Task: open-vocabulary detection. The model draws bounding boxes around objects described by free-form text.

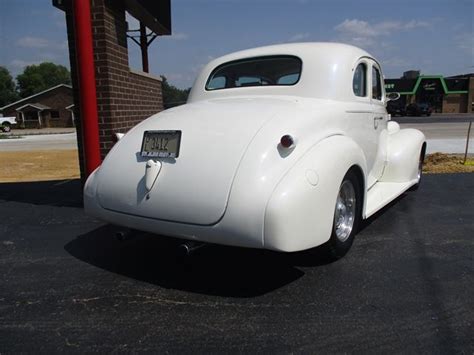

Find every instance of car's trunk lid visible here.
[96,97,290,225]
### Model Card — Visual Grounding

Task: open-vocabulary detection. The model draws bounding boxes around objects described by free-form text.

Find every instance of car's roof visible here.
[211,42,372,65]
[188,42,379,103]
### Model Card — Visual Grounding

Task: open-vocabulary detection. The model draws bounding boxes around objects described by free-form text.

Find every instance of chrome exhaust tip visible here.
[115,229,135,241]
[178,241,205,257]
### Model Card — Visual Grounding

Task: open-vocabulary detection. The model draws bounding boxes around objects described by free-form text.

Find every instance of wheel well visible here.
[1,121,10,126]
[348,165,365,219]
[421,142,427,162]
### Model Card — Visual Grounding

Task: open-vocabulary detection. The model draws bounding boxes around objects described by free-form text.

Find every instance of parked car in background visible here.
[406,102,432,116]
[386,101,406,116]
[0,116,17,132]
[84,42,426,260]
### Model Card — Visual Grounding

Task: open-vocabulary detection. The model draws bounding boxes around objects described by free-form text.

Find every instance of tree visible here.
[16,62,71,98]
[0,66,19,107]
[161,76,191,109]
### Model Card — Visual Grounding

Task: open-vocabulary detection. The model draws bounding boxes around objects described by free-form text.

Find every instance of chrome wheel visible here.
[334,180,356,242]
[417,155,423,181]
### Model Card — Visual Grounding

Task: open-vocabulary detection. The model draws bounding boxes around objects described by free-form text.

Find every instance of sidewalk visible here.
[10,127,76,136]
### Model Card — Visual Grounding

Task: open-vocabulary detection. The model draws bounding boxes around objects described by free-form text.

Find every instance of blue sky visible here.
[0,0,472,88]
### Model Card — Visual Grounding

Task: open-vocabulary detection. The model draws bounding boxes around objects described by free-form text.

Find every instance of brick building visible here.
[385,71,474,114]
[0,84,73,128]
[53,0,171,178]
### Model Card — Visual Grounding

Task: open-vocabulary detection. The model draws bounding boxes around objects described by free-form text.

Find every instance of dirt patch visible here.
[0,150,80,182]
[0,150,471,183]
[424,153,474,174]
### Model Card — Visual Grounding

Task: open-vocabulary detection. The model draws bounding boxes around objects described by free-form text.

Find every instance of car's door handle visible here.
[373,116,384,129]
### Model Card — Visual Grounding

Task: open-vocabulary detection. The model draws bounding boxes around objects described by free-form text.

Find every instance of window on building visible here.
[50,110,60,118]
[24,111,38,121]
[353,63,367,97]
[372,67,382,100]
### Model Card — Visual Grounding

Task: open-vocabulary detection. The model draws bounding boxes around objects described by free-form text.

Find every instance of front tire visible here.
[2,123,11,133]
[410,146,425,191]
[324,170,362,260]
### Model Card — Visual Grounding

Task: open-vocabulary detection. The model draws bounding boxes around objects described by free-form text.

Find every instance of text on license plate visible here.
[141,130,182,158]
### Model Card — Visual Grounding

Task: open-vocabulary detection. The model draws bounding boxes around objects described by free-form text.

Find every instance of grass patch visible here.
[424,153,474,174]
[0,150,80,182]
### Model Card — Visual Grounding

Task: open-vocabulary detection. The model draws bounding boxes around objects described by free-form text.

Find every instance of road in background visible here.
[0,133,77,151]
[399,122,473,154]
[1,118,472,154]
[394,114,473,124]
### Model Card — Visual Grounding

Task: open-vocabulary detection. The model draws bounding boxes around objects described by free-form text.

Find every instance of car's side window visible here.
[372,66,382,100]
[353,63,367,97]
[207,76,227,90]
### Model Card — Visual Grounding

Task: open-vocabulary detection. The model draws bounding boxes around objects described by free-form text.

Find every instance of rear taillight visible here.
[280,134,295,148]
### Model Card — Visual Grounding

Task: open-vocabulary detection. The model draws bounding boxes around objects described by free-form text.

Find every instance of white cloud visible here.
[335,19,431,38]
[455,32,474,59]
[16,36,67,50]
[170,32,189,40]
[335,19,377,37]
[10,59,40,69]
[17,36,53,49]
[334,18,432,50]
[288,32,311,42]
[382,57,411,68]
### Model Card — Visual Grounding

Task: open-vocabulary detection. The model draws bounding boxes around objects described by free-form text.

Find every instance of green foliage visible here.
[16,62,71,98]
[161,76,190,109]
[0,66,19,107]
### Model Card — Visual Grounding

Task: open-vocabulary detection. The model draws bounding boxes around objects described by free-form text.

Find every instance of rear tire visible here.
[323,170,362,260]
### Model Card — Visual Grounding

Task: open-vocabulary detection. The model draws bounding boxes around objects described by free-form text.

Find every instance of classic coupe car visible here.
[84,43,426,259]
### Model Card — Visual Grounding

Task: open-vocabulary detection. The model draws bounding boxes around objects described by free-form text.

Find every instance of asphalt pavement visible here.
[0,174,473,353]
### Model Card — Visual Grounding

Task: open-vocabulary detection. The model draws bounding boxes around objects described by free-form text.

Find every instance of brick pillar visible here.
[91,0,164,159]
[60,0,164,181]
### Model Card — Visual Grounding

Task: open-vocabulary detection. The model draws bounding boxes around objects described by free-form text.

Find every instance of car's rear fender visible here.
[264,135,367,252]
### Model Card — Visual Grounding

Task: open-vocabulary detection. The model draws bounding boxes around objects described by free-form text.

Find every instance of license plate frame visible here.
[140,130,182,158]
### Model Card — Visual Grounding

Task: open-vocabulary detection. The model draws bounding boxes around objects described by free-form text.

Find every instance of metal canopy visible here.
[52,0,172,36]
[124,0,171,35]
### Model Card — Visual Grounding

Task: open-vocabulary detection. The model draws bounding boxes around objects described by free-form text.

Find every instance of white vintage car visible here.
[84,42,426,259]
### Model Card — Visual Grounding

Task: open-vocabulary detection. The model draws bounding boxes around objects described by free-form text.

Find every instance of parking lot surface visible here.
[0,174,473,353]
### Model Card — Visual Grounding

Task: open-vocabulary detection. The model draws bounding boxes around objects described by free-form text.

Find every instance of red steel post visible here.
[73,0,101,176]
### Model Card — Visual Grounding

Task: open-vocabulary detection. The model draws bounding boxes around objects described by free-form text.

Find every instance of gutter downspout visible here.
[73,0,101,176]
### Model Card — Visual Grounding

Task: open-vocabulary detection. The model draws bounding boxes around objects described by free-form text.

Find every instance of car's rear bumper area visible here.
[83,169,264,250]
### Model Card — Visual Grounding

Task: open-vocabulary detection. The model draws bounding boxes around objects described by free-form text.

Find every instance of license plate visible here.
[140,130,182,158]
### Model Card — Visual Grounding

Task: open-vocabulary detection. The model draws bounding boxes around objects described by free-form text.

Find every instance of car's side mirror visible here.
[386,92,401,102]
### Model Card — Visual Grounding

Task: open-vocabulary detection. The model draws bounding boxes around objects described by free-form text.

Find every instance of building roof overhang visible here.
[53,0,171,35]
[16,103,52,111]
[1,84,72,111]
[124,0,171,35]
[385,75,469,95]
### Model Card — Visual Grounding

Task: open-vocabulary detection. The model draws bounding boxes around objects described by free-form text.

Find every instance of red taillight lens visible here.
[280,134,294,148]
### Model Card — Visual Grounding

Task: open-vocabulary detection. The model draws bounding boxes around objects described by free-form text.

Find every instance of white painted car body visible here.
[84,42,425,252]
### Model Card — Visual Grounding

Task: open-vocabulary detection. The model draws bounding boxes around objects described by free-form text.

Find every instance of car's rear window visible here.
[206,56,302,91]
